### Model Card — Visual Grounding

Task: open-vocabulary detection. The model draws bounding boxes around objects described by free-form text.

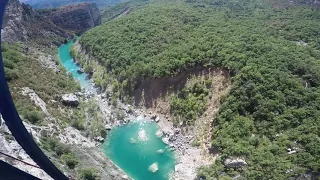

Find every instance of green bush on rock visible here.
[171,82,210,125]
[24,110,44,124]
[61,153,79,169]
[78,168,99,180]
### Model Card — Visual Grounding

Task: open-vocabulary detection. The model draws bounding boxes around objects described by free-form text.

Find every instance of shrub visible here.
[41,137,71,157]
[3,58,16,69]
[100,129,107,138]
[71,118,85,130]
[84,64,93,73]
[171,82,209,124]
[24,110,44,124]
[61,153,78,169]
[57,79,67,88]
[4,68,19,81]
[54,142,70,156]
[78,168,99,180]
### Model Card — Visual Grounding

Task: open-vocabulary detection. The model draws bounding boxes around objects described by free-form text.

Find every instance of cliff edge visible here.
[46,3,101,35]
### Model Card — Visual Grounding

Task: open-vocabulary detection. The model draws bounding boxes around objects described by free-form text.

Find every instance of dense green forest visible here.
[80,0,320,179]
[100,0,149,22]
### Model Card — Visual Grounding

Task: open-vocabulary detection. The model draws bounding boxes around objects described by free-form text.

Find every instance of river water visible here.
[58,41,175,180]
[58,40,92,90]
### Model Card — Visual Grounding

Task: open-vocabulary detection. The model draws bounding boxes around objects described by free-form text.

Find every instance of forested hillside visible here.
[100,0,149,22]
[79,0,320,179]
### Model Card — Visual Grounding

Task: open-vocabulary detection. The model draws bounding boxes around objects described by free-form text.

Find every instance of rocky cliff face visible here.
[2,0,101,44]
[47,3,101,35]
[1,0,72,44]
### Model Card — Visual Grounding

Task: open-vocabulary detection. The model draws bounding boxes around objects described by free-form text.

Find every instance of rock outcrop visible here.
[61,93,79,107]
[224,157,247,168]
[21,87,50,116]
[1,0,72,44]
[2,0,101,44]
[46,3,101,35]
[0,122,53,179]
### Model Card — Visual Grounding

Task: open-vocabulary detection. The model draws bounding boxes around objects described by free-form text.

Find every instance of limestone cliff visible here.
[46,3,101,35]
[1,0,72,44]
[2,0,101,44]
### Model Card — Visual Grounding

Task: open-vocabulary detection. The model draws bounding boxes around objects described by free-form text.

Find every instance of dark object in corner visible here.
[0,160,40,180]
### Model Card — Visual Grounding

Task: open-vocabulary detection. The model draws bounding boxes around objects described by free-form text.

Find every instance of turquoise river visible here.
[58,40,175,180]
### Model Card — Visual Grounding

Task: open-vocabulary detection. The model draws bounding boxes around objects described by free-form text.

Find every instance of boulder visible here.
[169,134,176,142]
[148,162,159,173]
[61,93,79,107]
[157,149,165,154]
[155,130,163,138]
[75,92,83,97]
[151,114,157,120]
[162,137,169,145]
[121,175,129,179]
[288,150,297,155]
[105,125,112,131]
[94,136,104,143]
[77,68,84,74]
[130,138,136,144]
[174,128,181,134]
[224,158,247,168]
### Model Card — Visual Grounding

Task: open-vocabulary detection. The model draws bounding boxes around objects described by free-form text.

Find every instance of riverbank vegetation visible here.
[79,0,320,178]
[2,43,79,122]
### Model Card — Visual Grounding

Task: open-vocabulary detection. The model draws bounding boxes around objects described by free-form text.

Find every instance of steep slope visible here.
[1,0,71,45]
[1,0,126,179]
[2,0,102,44]
[1,42,129,179]
[40,3,101,35]
[78,0,320,179]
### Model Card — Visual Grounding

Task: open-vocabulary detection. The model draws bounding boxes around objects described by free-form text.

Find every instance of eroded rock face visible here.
[21,87,50,116]
[2,0,27,42]
[1,0,72,43]
[61,93,79,107]
[48,3,101,34]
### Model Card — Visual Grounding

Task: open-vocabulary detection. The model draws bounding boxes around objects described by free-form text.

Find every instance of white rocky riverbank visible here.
[87,91,213,180]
